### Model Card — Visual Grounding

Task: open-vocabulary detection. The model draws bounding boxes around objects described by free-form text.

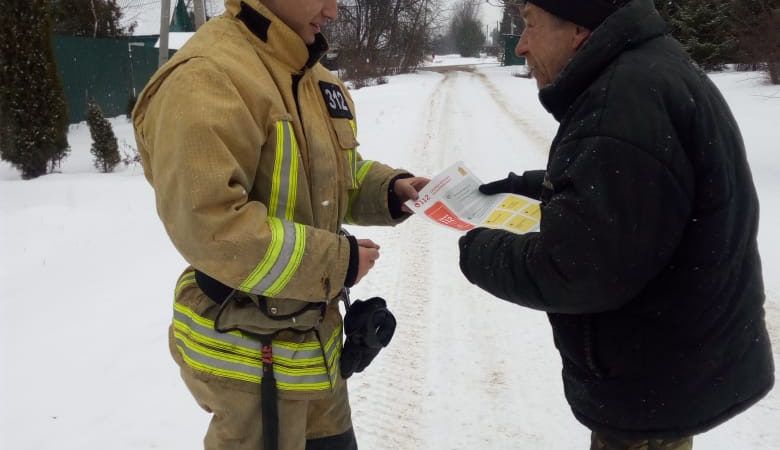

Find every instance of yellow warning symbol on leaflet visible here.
[521,204,541,220]
[485,210,512,226]
[499,195,529,211]
[506,215,538,233]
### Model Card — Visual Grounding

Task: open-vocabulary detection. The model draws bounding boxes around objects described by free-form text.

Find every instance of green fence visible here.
[53,34,174,123]
[503,35,527,67]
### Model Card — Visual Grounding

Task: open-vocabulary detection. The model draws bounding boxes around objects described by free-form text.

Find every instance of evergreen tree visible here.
[50,0,135,37]
[86,102,120,173]
[673,0,736,70]
[655,0,737,70]
[0,0,70,179]
[450,0,485,57]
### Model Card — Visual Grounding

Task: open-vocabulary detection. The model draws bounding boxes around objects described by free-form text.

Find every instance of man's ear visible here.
[572,26,592,50]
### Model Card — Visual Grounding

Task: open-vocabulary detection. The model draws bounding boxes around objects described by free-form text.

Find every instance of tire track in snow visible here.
[352,68,564,449]
[410,69,562,448]
[474,71,551,157]
[348,73,452,450]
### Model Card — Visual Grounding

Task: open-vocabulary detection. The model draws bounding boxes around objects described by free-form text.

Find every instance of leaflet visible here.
[405,161,541,234]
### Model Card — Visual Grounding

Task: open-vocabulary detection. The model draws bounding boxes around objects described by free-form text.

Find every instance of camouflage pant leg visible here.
[590,431,693,450]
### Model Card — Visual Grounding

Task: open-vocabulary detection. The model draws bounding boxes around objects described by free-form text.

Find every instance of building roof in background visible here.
[153,32,195,50]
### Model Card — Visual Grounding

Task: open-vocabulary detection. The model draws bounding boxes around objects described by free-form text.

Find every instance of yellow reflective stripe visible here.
[264,222,305,296]
[273,340,321,351]
[322,325,343,381]
[173,319,325,369]
[175,340,261,383]
[273,355,327,368]
[175,332,331,388]
[277,381,332,391]
[239,217,284,292]
[345,160,376,223]
[348,119,358,189]
[268,121,284,217]
[174,302,326,358]
[269,121,298,221]
[174,329,263,368]
[173,303,248,340]
[174,271,197,299]
[172,303,334,389]
[273,364,328,377]
[355,160,374,184]
[324,324,342,354]
[329,351,341,383]
[328,344,341,373]
[285,122,299,221]
[174,319,258,360]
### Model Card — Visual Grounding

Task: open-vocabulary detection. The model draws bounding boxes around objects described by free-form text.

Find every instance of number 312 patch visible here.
[318,81,353,120]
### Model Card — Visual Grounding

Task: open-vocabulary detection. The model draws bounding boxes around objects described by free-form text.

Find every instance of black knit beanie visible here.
[525,0,629,30]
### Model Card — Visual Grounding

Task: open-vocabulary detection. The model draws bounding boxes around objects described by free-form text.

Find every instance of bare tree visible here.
[730,0,779,83]
[325,0,444,85]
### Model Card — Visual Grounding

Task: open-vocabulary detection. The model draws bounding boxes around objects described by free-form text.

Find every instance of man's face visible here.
[515,3,588,89]
[261,0,338,44]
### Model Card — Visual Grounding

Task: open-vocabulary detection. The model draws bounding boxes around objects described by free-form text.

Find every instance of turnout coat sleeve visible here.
[136,58,350,302]
[460,135,692,314]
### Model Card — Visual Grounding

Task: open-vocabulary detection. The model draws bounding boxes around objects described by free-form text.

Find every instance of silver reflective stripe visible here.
[173,305,333,388]
[274,345,323,361]
[324,337,340,368]
[174,307,323,361]
[174,337,330,386]
[250,219,298,295]
[174,308,261,351]
[272,122,297,221]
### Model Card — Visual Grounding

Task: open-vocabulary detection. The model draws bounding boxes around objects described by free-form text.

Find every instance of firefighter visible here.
[132,0,428,448]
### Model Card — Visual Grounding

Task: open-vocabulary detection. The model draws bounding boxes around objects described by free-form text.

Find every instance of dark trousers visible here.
[591,432,693,450]
[306,428,357,450]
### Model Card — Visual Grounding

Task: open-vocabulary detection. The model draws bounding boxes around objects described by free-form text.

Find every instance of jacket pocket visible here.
[331,118,358,190]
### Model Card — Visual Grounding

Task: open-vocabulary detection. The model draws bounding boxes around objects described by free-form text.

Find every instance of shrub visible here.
[86,102,120,173]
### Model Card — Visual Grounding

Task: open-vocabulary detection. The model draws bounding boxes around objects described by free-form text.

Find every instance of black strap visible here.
[259,333,279,450]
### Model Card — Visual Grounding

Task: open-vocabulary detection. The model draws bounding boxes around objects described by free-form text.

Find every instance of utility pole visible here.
[158,0,171,67]
[193,0,206,30]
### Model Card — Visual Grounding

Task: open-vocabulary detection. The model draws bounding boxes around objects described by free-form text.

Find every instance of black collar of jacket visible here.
[236,1,329,71]
[538,0,666,121]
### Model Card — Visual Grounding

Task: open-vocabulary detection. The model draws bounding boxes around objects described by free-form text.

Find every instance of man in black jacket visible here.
[458,0,774,448]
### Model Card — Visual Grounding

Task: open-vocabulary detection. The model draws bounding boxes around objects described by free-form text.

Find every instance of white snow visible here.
[1,57,778,449]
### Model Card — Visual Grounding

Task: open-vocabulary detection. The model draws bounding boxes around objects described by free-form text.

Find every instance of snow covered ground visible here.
[1,57,778,449]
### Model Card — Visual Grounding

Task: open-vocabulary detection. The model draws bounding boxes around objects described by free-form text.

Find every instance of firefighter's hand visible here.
[393,176,430,213]
[355,239,380,285]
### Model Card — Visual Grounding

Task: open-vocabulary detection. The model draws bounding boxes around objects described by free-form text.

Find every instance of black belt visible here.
[194,270,233,304]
